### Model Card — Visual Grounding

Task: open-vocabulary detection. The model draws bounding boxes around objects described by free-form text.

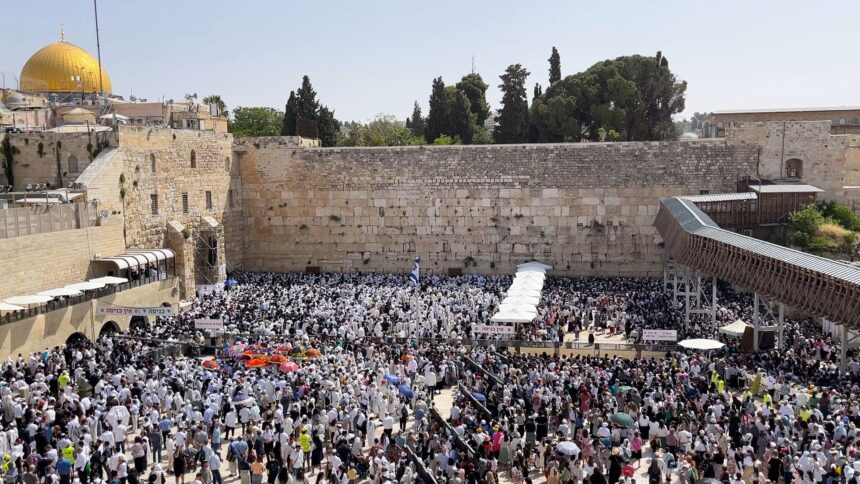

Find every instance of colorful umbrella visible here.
[305,348,321,358]
[202,360,219,370]
[276,344,291,353]
[383,374,401,385]
[610,412,635,428]
[279,361,299,373]
[401,354,413,362]
[245,359,268,368]
[290,347,304,355]
[225,278,238,287]
[268,354,288,365]
[398,384,414,399]
[472,392,487,402]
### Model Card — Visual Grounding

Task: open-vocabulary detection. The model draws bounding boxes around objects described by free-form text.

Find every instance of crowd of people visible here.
[0,271,857,484]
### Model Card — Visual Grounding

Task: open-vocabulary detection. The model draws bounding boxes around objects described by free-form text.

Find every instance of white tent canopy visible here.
[678,338,726,350]
[491,311,537,323]
[517,261,553,271]
[719,319,751,337]
[90,276,129,285]
[0,302,25,312]
[36,288,83,297]
[4,295,53,306]
[502,294,541,306]
[65,281,106,292]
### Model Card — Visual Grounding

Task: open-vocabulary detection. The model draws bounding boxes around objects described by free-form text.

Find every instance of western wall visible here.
[235,139,760,276]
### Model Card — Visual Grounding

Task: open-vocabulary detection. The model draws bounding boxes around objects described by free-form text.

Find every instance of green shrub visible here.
[818,201,860,231]
[807,235,832,253]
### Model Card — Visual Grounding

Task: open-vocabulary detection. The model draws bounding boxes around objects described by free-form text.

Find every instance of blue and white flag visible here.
[409,258,420,285]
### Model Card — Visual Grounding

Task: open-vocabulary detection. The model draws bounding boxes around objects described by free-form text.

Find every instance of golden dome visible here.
[20,36,111,94]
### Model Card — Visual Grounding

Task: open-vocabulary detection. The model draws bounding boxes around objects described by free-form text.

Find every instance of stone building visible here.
[704,107,860,137]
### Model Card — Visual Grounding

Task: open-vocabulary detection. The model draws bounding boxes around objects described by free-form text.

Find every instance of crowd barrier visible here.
[385,336,680,355]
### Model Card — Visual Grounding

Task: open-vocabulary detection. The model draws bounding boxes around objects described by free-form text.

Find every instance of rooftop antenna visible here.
[93,0,104,96]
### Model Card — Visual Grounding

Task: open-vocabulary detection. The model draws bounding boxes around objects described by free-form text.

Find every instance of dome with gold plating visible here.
[20,33,111,94]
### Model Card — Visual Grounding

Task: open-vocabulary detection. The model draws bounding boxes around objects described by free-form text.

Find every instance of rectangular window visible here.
[182,192,189,214]
[227,189,233,209]
[150,194,158,215]
[205,191,213,209]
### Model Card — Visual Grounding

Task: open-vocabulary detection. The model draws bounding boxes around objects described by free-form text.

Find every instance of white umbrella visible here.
[4,295,53,306]
[719,319,750,337]
[37,288,83,297]
[557,441,580,456]
[65,281,106,291]
[678,338,725,350]
[89,276,129,285]
[0,302,25,312]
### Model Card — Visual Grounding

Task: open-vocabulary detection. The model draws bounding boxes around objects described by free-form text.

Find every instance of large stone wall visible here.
[235,139,760,276]
[0,217,125,300]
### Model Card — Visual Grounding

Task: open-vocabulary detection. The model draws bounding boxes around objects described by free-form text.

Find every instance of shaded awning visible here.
[37,287,83,297]
[89,276,128,285]
[94,248,175,271]
[65,281,106,291]
[0,302,26,311]
[4,295,53,306]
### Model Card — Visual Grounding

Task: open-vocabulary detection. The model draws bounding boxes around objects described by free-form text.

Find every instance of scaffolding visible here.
[192,223,223,287]
[665,250,717,332]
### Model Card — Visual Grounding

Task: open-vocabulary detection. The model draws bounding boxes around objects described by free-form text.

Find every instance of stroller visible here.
[181,448,200,474]
[353,455,370,479]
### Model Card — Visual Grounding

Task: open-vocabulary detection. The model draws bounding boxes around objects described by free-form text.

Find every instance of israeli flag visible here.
[409,257,420,285]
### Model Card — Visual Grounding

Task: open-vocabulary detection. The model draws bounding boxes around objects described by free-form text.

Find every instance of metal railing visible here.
[0,275,172,326]
[384,336,679,353]
[0,200,98,239]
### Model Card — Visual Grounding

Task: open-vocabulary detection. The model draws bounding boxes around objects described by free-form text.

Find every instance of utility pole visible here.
[94,0,104,96]
[471,56,475,74]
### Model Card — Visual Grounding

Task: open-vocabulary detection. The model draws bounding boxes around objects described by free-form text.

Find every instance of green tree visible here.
[281,91,298,136]
[533,83,543,102]
[472,127,494,144]
[338,114,421,146]
[295,75,320,121]
[408,101,425,140]
[445,86,476,144]
[456,73,491,126]
[494,64,531,144]
[788,204,825,248]
[229,107,284,137]
[548,47,561,85]
[432,135,462,145]
[530,52,686,142]
[202,95,228,117]
[317,105,341,147]
[426,77,448,143]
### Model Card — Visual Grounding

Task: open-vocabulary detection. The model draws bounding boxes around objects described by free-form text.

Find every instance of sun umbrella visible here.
[678,339,725,350]
[276,344,291,353]
[290,347,304,355]
[202,360,219,370]
[401,354,413,362]
[231,395,255,407]
[610,412,635,428]
[269,354,288,365]
[695,479,723,484]
[245,359,267,368]
[618,386,634,392]
[279,361,299,373]
[398,384,414,399]
[305,348,321,358]
[472,392,487,402]
[383,374,401,385]
[556,441,581,456]
[225,278,238,287]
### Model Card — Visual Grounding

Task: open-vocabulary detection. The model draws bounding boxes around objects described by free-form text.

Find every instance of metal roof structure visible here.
[748,184,824,194]
[680,192,757,203]
[656,197,860,326]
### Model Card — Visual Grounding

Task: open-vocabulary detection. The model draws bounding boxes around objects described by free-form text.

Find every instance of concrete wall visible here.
[235,139,760,276]
[2,130,118,189]
[0,217,125,300]
[0,278,178,355]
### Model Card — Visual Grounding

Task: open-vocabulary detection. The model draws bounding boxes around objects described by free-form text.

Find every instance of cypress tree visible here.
[494,64,531,144]
[281,91,298,136]
[549,47,561,85]
[426,77,448,143]
[408,101,426,141]
[295,75,320,121]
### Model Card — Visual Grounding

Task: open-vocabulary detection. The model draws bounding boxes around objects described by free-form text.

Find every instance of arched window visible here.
[67,155,79,173]
[190,150,197,168]
[785,158,803,179]
[150,153,156,172]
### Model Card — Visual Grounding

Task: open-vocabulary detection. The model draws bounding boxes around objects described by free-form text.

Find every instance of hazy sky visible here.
[2,1,858,123]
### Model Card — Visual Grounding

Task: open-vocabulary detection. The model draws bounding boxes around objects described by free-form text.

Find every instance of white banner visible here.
[642,329,678,342]
[194,318,224,331]
[97,304,175,317]
[473,324,516,335]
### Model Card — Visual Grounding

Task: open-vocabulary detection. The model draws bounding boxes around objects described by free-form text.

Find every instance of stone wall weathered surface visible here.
[2,130,117,189]
[235,139,760,276]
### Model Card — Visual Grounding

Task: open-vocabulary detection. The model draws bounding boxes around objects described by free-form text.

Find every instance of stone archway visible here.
[99,321,121,339]
[130,316,148,334]
[785,158,803,179]
[66,332,89,346]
